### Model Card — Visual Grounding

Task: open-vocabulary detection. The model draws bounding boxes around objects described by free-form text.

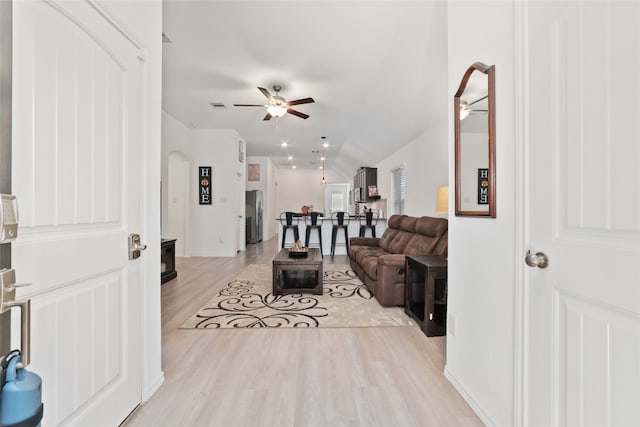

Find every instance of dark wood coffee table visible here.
[272,248,323,295]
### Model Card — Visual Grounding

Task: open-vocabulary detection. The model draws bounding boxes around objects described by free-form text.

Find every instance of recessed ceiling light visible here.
[292,165,296,169]
[281,142,287,147]
[321,156,325,161]
[288,156,293,160]
[323,142,329,148]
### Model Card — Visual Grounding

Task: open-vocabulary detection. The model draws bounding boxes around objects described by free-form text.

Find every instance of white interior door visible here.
[11,1,144,425]
[325,183,348,213]
[527,2,640,425]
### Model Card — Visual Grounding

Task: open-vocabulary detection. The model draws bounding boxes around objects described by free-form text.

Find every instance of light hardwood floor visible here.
[123,238,483,427]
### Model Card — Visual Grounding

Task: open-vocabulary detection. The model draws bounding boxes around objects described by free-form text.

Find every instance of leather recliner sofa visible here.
[349,214,448,306]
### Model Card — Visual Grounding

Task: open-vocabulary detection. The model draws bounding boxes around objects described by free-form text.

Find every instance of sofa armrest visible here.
[378,253,408,277]
[375,253,409,306]
[378,253,407,269]
[349,237,380,247]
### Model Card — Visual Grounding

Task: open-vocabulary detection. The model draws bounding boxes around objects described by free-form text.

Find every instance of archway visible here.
[167,151,189,256]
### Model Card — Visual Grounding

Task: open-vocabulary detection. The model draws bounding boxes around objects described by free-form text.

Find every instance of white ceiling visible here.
[162,1,449,176]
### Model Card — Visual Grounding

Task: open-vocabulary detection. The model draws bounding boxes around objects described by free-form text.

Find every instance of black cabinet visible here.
[161,238,177,284]
[353,167,378,201]
[405,255,447,337]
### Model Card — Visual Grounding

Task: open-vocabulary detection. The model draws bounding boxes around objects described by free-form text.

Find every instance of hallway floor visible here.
[123,238,483,426]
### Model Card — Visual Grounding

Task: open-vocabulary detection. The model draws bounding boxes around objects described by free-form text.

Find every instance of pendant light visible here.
[320,137,327,185]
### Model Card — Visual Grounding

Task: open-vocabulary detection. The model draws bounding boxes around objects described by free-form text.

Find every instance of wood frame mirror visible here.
[454,62,496,217]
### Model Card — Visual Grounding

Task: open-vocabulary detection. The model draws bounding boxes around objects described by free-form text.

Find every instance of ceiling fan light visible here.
[267,105,287,118]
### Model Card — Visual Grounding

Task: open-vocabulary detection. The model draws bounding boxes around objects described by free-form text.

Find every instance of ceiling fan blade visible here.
[287,97,315,106]
[233,104,265,107]
[467,95,488,106]
[287,109,309,119]
[263,113,273,121]
[258,87,273,101]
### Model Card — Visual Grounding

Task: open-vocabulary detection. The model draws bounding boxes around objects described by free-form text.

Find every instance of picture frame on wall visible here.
[248,163,260,181]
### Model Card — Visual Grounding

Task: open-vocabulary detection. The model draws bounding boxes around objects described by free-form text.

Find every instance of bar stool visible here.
[330,211,350,257]
[279,211,300,248]
[305,212,323,254]
[359,211,378,237]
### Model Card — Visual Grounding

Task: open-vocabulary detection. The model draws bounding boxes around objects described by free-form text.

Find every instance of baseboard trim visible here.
[444,365,495,427]
[142,371,165,402]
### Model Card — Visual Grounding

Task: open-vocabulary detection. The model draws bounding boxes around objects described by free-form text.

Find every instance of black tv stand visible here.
[161,238,177,284]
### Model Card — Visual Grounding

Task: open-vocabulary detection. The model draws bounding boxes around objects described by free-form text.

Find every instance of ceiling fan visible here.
[460,95,488,120]
[233,85,315,121]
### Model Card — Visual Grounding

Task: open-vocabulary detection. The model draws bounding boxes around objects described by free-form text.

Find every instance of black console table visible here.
[405,255,447,337]
[161,238,177,284]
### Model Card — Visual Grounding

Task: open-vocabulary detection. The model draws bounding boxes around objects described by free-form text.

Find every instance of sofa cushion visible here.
[361,255,380,279]
[354,246,387,267]
[433,230,448,256]
[404,233,440,256]
[379,228,400,252]
[404,217,448,256]
[399,216,418,232]
[377,215,404,252]
[384,230,414,254]
[386,214,406,228]
[415,216,448,237]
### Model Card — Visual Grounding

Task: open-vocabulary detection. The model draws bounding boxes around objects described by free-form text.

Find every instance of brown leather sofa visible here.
[349,215,448,306]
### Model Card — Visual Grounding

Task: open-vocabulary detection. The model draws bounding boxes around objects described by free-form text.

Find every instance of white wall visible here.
[374,11,449,219]
[275,167,347,216]
[161,112,245,257]
[445,2,517,426]
[376,122,449,218]
[95,0,164,401]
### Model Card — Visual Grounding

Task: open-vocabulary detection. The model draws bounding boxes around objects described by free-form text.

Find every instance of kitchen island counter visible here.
[276,215,387,255]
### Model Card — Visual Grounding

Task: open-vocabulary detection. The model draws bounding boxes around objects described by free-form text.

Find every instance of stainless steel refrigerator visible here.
[245,190,263,243]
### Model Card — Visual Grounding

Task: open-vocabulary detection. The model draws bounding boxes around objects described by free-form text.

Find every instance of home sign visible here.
[199,166,212,205]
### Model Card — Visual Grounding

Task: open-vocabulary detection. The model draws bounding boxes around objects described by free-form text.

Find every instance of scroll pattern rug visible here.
[181,264,415,329]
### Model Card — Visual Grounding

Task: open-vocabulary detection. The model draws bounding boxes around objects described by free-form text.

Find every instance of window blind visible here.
[390,166,406,214]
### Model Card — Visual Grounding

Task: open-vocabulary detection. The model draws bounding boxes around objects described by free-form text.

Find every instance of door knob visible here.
[525,250,549,269]
[129,233,147,260]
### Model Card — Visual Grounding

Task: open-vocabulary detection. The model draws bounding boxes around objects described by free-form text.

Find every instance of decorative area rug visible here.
[181,264,416,329]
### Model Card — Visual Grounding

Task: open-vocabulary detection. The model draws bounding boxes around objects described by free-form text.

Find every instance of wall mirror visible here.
[454,62,496,217]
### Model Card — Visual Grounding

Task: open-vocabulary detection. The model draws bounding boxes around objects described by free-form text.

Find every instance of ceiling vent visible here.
[209,102,227,110]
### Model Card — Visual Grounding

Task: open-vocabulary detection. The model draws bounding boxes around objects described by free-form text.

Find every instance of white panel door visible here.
[325,184,348,213]
[527,1,640,425]
[11,1,144,425]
